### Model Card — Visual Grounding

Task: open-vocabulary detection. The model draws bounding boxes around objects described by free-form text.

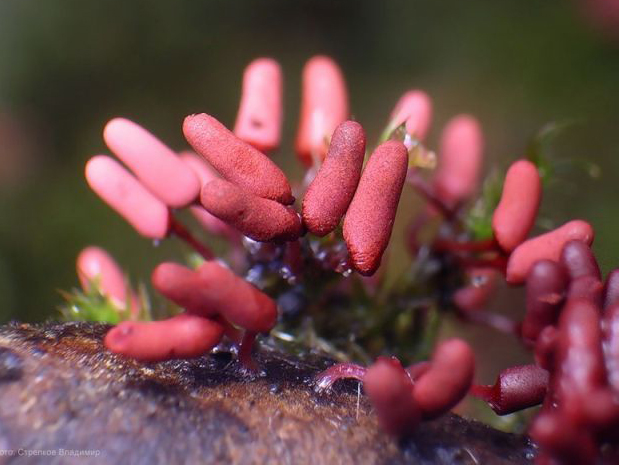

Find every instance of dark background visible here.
[1,0,618,332]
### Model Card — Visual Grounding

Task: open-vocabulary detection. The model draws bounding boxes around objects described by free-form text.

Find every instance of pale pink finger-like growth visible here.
[452,268,500,312]
[491,160,542,252]
[183,113,293,205]
[179,152,239,239]
[363,357,420,436]
[104,314,224,362]
[77,246,139,314]
[201,179,301,242]
[196,261,277,333]
[522,260,568,343]
[432,115,484,206]
[388,90,432,140]
[302,121,366,236]
[85,155,170,239]
[103,118,200,208]
[343,141,408,276]
[151,262,216,317]
[505,220,595,284]
[233,58,283,153]
[413,338,475,420]
[471,365,549,415]
[295,55,348,166]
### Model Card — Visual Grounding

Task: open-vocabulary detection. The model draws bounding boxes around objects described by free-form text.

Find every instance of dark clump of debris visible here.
[0,322,534,464]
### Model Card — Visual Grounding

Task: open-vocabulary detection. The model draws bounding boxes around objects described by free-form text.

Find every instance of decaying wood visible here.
[0,322,535,464]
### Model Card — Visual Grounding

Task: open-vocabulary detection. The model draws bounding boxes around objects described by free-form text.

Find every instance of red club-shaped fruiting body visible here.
[103,118,201,208]
[183,113,293,205]
[179,152,239,240]
[233,58,283,153]
[413,339,475,420]
[296,55,348,166]
[560,239,601,280]
[85,155,170,239]
[522,259,568,343]
[152,261,277,334]
[492,159,542,252]
[151,262,217,317]
[343,140,408,276]
[363,357,420,436]
[200,178,301,242]
[196,261,277,333]
[471,365,549,415]
[555,298,607,414]
[302,120,366,236]
[506,220,594,284]
[105,314,224,362]
[433,115,483,206]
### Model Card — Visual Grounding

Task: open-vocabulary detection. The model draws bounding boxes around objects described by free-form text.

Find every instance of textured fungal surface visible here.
[0,322,534,465]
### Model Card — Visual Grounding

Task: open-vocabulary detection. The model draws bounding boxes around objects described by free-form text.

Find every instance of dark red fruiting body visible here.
[363,357,420,436]
[471,365,549,415]
[183,113,293,205]
[522,260,568,343]
[200,178,302,242]
[603,269,619,309]
[560,239,601,280]
[302,121,366,236]
[413,339,475,420]
[343,140,408,276]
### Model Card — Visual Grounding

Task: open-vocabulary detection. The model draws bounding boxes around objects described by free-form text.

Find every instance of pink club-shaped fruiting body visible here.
[103,118,201,208]
[296,55,348,166]
[233,58,283,153]
[77,246,140,317]
[388,90,432,141]
[432,115,484,207]
[85,155,171,240]
[78,55,619,462]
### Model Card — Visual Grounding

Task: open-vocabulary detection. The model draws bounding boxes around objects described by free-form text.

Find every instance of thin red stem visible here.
[314,362,367,392]
[238,331,258,371]
[170,216,215,260]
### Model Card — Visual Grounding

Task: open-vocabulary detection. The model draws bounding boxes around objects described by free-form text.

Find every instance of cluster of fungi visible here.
[75,56,619,464]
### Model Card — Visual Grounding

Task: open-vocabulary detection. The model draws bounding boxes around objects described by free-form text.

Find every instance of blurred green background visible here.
[0,0,618,332]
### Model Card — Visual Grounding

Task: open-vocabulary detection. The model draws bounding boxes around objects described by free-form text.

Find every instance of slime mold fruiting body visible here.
[77,55,619,464]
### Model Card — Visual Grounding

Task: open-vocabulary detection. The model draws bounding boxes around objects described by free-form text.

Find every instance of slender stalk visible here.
[170,215,215,260]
